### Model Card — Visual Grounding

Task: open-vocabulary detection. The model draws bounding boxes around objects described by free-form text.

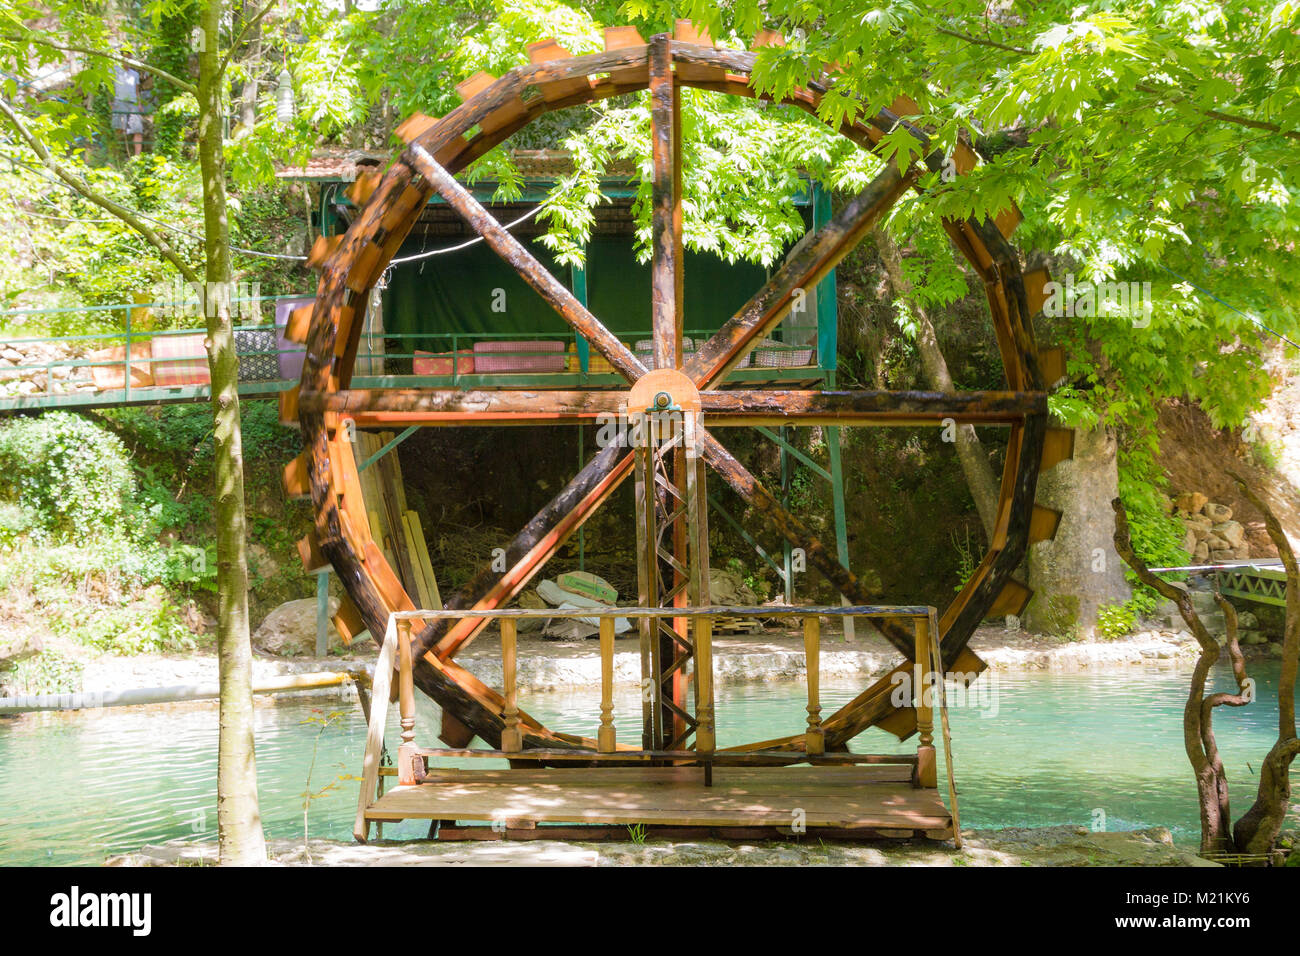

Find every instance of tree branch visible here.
[0,34,196,94]
[931,25,1300,143]
[0,97,201,285]
[217,0,279,79]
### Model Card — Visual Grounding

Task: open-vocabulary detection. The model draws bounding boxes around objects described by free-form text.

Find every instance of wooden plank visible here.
[333,595,368,645]
[353,619,398,841]
[364,766,952,830]
[306,234,342,270]
[649,34,683,370]
[405,510,442,610]
[400,510,433,610]
[278,385,299,427]
[527,40,591,100]
[673,20,724,82]
[1024,267,1052,315]
[1029,504,1063,544]
[455,72,530,134]
[1038,346,1066,388]
[603,26,647,83]
[344,169,381,206]
[285,304,314,344]
[1042,426,1075,470]
[994,202,1023,238]
[989,578,1033,618]
[282,450,311,498]
[297,529,328,573]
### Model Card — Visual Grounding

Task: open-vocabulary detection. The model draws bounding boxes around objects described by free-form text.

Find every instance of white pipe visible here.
[0,670,363,714]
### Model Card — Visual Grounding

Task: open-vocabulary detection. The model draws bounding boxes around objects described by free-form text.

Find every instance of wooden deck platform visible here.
[363,765,954,841]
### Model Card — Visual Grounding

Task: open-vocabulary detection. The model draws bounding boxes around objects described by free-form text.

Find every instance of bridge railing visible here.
[1,299,823,410]
[0,295,309,408]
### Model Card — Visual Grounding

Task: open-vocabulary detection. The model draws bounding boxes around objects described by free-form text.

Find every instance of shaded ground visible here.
[107,826,1215,867]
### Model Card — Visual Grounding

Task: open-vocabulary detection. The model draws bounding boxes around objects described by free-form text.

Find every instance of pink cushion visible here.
[151,333,211,387]
[472,340,566,373]
[413,350,474,376]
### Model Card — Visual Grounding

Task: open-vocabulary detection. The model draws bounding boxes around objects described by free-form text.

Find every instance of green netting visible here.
[381,234,775,343]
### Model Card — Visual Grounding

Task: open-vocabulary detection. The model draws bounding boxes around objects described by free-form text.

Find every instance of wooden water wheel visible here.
[281,24,1072,757]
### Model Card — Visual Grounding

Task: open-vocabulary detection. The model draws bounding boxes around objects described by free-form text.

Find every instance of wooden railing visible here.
[354,603,951,840]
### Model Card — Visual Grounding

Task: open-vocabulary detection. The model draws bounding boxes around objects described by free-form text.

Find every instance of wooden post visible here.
[598,616,616,752]
[803,615,824,755]
[695,615,715,754]
[500,617,523,753]
[396,617,419,785]
[913,614,937,787]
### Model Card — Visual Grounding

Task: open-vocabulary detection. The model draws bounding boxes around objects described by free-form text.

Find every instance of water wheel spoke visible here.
[685,162,915,389]
[404,143,645,383]
[699,388,1045,425]
[696,427,915,656]
[425,443,635,661]
[649,34,684,371]
[304,388,626,425]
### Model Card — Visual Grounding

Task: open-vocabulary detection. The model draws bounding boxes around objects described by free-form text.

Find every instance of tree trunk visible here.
[199,0,266,865]
[1113,500,1251,856]
[875,229,1001,541]
[1229,475,1298,856]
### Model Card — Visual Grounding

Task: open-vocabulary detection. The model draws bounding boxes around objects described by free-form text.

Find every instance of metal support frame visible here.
[358,425,419,472]
[743,413,856,639]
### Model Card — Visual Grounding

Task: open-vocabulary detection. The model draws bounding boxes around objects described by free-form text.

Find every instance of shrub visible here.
[0,412,136,541]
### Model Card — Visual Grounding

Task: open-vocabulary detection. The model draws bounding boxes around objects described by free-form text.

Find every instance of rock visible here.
[1209,549,1235,563]
[1241,631,1268,645]
[1200,611,1227,635]
[247,542,276,579]
[1190,590,1220,614]
[1194,541,1209,561]
[1185,512,1213,531]
[252,597,343,656]
[1270,642,1285,657]
[0,633,43,670]
[515,589,548,633]
[1212,520,1246,549]
[1203,502,1233,522]
[708,568,758,606]
[1182,528,1198,554]
[1174,492,1209,514]
[1025,426,1132,636]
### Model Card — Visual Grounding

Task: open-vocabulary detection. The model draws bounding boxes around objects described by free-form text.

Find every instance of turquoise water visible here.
[0,660,1295,864]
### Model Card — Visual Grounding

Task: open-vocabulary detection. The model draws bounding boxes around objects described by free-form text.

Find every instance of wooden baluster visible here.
[803,615,824,756]
[500,617,523,753]
[598,616,617,752]
[913,614,937,787]
[695,614,715,755]
[396,617,419,785]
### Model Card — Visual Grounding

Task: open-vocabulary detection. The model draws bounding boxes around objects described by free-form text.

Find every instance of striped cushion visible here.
[151,333,210,387]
